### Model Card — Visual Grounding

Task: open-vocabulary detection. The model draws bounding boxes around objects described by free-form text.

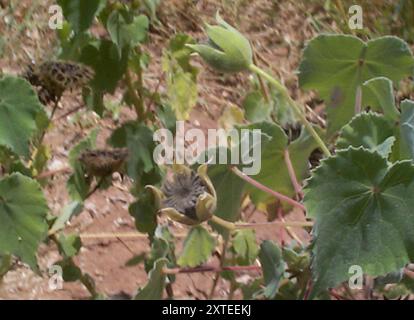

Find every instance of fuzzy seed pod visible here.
[79,148,129,177]
[147,164,217,226]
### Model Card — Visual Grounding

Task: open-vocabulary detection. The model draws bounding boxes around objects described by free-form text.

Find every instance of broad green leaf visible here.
[67,129,98,201]
[32,145,51,176]
[241,278,263,300]
[109,121,158,181]
[232,229,259,265]
[0,254,12,279]
[218,104,245,130]
[156,104,177,133]
[143,0,161,21]
[145,225,176,273]
[304,147,414,296]
[243,91,272,123]
[83,88,105,117]
[80,40,128,93]
[282,246,310,275]
[201,149,245,237]
[49,201,83,235]
[242,87,298,128]
[56,258,83,282]
[361,77,399,121]
[129,189,157,235]
[162,34,198,120]
[0,146,32,177]
[135,258,168,300]
[177,226,216,267]
[58,0,105,33]
[400,100,414,160]
[0,76,45,157]
[167,34,198,74]
[165,68,197,121]
[0,173,48,270]
[126,253,146,267]
[337,112,395,158]
[59,32,94,61]
[242,122,287,204]
[57,234,82,258]
[244,122,319,206]
[270,86,299,128]
[259,240,284,299]
[107,11,149,54]
[299,35,414,135]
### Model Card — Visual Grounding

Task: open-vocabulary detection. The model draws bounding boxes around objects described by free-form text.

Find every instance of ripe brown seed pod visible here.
[79,148,129,177]
[22,60,95,105]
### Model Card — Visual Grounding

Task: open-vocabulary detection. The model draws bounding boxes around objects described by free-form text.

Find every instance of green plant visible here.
[2,3,414,300]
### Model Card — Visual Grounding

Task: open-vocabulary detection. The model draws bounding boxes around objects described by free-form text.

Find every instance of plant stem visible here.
[35,167,72,180]
[302,279,312,300]
[230,166,306,211]
[85,176,106,199]
[248,64,331,157]
[210,215,237,231]
[36,98,60,154]
[125,69,145,120]
[163,264,261,275]
[236,221,313,229]
[252,51,270,103]
[284,149,304,199]
[210,214,313,232]
[278,208,304,246]
[79,232,187,239]
[208,237,230,299]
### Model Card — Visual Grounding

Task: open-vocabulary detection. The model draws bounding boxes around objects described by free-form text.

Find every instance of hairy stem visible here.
[230,166,306,211]
[284,149,304,199]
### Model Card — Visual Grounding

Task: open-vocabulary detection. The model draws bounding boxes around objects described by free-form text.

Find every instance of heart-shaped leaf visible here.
[67,129,98,201]
[400,100,414,160]
[0,173,48,270]
[58,0,105,33]
[361,77,399,122]
[304,147,414,296]
[177,226,215,267]
[337,112,395,158]
[0,76,45,157]
[162,34,198,120]
[109,121,159,182]
[232,229,259,265]
[299,35,414,135]
[135,258,168,300]
[202,149,246,236]
[107,11,149,54]
[129,189,157,236]
[80,40,128,93]
[259,240,284,299]
[242,122,319,206]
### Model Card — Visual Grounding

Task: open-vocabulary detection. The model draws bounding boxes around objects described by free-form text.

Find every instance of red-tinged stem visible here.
[230,166,306,211]
[303,279,312,300]
[236,220,313,229]
[284,149,304,199]
[329,289,348,300]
